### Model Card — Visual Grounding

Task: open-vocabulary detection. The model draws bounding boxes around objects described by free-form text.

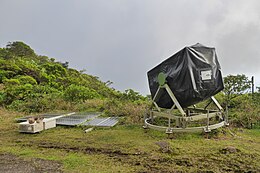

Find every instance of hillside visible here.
[0,41,147,118]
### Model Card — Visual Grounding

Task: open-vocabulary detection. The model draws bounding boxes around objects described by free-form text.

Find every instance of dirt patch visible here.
[28,141,176,172]
[220,146,240,154]
[0,153,63,173]
[29,141,131,157]
[155,141,172,153]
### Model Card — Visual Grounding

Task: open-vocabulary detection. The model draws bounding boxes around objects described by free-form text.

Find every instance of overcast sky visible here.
[0,0,260,94]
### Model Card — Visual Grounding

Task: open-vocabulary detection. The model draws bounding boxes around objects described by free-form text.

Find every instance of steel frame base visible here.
[144,117,227,133]
[144,84,228,133]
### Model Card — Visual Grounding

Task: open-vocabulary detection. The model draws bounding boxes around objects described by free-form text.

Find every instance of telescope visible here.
[144,43,228,133]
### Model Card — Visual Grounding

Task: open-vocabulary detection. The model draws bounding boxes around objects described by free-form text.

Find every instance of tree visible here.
[223,74,251,106]
[6,41,36,57]
[122,89,145,102]
[0,48,11,59]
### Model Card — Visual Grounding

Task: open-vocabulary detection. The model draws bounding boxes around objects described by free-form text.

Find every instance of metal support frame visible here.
[144,83,228,133]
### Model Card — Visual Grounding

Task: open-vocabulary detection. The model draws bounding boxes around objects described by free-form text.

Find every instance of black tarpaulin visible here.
[147,43,224,108]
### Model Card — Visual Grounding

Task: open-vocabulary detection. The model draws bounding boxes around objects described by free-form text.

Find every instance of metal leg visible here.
[204,99,213,110]
[204,110,211,132]
[143,111,148,129]
[211,96,223,111]
[225,105,229,126]
[164,84,186,116]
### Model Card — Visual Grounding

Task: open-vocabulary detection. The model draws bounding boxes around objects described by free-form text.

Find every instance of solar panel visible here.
[56,112,101,126]
[16,112,118,127]
[83,117,119,127]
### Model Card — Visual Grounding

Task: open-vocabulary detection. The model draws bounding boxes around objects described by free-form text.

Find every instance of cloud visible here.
[0,0,260,94]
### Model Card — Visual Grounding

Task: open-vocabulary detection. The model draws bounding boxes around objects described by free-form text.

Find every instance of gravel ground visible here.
[0,153,63,173]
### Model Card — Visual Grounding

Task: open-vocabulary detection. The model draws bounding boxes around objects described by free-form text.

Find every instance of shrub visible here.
[0,91,5,106]
[3,78,20,86]
[7,93,70,113]
[63,84,100,102]
[75,99,105,112]
[6,41,36,57]
[228,95,260,129]
[103,99,148,124]
[16,75,37,85]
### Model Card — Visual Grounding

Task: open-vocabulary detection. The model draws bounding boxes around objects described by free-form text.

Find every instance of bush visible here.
[228,95,260,129]
[121,89,146,102]
[63,84,100,102]
[75,99,105,112]
[3,78,20,86]
[7,93,70,113]
[16,75,37,85]
[103,99,148,124]
[0,91,5,106]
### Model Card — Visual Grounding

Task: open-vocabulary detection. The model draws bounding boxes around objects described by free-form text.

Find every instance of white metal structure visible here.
[144,83,228,134]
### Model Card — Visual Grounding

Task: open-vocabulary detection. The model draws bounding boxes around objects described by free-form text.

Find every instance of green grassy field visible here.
[0,109,259,173]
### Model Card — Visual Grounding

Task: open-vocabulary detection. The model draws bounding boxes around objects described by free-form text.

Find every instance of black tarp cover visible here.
[147,43,224,108]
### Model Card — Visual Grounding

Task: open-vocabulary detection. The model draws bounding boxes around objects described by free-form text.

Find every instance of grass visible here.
[0,108,259,172]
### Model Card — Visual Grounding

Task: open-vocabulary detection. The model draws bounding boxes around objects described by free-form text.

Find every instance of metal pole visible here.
[206,110,210,132]
[252,76,254,99]
[225,105,229,126]
[166,118,173,134]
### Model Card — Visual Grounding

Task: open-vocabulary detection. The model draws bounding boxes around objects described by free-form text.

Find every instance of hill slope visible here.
[0,41,146,116]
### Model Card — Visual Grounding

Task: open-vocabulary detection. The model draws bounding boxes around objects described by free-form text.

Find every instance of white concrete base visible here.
[43,119,56,130]
[19,121,44,133]
[18,112,75,133]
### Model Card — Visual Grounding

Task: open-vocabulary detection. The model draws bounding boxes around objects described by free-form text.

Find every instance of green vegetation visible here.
[0,41,259,172]
[0,109,259,172]
[222,74,260,129]
[0,41,148,121]
[1,41,259,128]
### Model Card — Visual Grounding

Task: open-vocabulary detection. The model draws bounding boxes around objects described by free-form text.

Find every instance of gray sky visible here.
[1,0,260,94]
